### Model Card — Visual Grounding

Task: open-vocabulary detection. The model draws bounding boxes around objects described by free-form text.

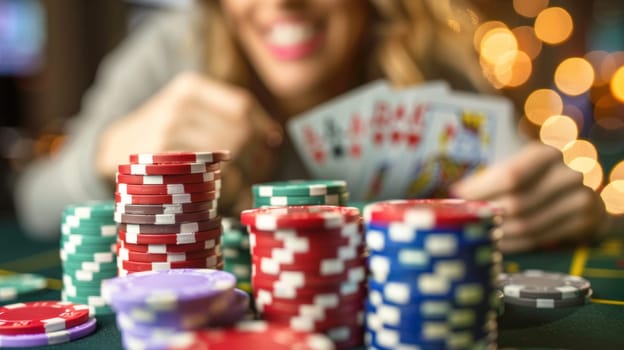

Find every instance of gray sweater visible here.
[15,8,205,239]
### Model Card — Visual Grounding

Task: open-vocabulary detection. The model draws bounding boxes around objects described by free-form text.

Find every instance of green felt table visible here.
[1,218,624,350]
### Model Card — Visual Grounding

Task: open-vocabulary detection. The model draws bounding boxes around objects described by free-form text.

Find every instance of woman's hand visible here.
[451,142,607,253]
[96,71,283,210]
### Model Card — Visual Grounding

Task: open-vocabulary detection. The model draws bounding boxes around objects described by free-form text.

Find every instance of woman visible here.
[15,0,614,252]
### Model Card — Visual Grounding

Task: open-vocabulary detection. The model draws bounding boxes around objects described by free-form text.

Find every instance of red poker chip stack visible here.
[114,151,230,276]
[240,206,367,350]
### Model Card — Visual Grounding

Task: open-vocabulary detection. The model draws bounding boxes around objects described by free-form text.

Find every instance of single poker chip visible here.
[61,223,117,237]
[253,180,348,197]
[118,239,218,253]
[0,274,47,301]
[114,209,217,225]
[61,233,116,246]
[101,269,236,311]
[62,201,115,218]
[363,199,498,228]
[118,229,222,245]
[0,317,96,348]
[117,246,219,263]
[62,260,117,273]
[118,218,221,234]
[241,206,360,231]
[129,151,230,164]
[504,289,593,308]
[167,320,335,350]
[115,191,218,205]
[115,200,217,215]
[118,256,222,272]
[497,270,592,300]
[116,181,221,195]
[0,301,90,335]
[116,171,221,185]
[60,250,115,263]
[253,193,349,206]
[118,162,221,176]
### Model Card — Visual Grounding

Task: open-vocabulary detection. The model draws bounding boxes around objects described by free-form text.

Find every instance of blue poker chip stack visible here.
[101,269,250,350]
[363,199,503,349]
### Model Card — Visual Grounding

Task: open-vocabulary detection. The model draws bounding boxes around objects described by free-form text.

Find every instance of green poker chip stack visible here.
[251,180,350,208]
[221,217,252,296]
[60,200,117,316]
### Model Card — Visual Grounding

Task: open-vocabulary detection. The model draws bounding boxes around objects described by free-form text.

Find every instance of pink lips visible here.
[265,26,324,61]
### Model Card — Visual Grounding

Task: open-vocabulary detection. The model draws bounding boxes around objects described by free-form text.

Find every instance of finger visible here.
[501,186,596,238]
[493,163,584,217]
[451,142,562,200]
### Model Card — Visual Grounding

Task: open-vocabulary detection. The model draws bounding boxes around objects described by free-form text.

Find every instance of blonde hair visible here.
[201,0,491,93]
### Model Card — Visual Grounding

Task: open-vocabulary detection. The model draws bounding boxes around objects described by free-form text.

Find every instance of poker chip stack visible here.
[102,269,249,349]
[363,199,503,349]
[221,218,253,295]
[497,270,592,309]
[60,201,117,315]
[0,301,97,347]
[241,206,367,350]
[114,151,230,275]
[252,180,349,207]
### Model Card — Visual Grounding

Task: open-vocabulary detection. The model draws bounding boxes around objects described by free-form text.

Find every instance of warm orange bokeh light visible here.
[562,139,598,165]
[513,0,549,18]
[567,158,603,191]
[512,26,543,60]
[493,51,532,88]
[610,161,624,182]
[601,180,624,215]
[535,7,573,45]
[539,115,578,150]
[610,66,624,103]
[554,57,594,96]
[524,89,563,125]
[480,28,518,66]
[474,21,507,53]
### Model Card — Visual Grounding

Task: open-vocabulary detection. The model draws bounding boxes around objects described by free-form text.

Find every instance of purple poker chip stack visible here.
[101,269,250,350]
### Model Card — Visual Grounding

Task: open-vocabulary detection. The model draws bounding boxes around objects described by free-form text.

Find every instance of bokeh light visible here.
[567,158,603,190]
[561,139,598,165]
[512,26,543,60]
[524,89,564,125]
[610,161,624,182]
[473,21,507,53]
[610,66,624,103]
[534,7,573,45]
[539,115,578,150]
[480,27,518,66]
[601,180,624,215]
[513,0,549,18]
[554,57,594,96]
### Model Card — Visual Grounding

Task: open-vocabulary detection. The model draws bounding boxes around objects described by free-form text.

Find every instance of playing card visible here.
[357,81,450,200]
[287,80,392,193]
[393,91,521,199]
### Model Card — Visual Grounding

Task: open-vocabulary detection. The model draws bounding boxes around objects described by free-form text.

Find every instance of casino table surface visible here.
[1,217,624,350]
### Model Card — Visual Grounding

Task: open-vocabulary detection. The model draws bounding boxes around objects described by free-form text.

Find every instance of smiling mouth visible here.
[264,22,323,60]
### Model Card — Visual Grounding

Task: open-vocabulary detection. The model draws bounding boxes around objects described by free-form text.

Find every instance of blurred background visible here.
[0,0,623,218]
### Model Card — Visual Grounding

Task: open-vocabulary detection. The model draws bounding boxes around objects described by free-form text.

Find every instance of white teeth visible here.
[268,24,315,46]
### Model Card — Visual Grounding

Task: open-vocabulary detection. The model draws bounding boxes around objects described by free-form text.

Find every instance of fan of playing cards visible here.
[287,80,524,201]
